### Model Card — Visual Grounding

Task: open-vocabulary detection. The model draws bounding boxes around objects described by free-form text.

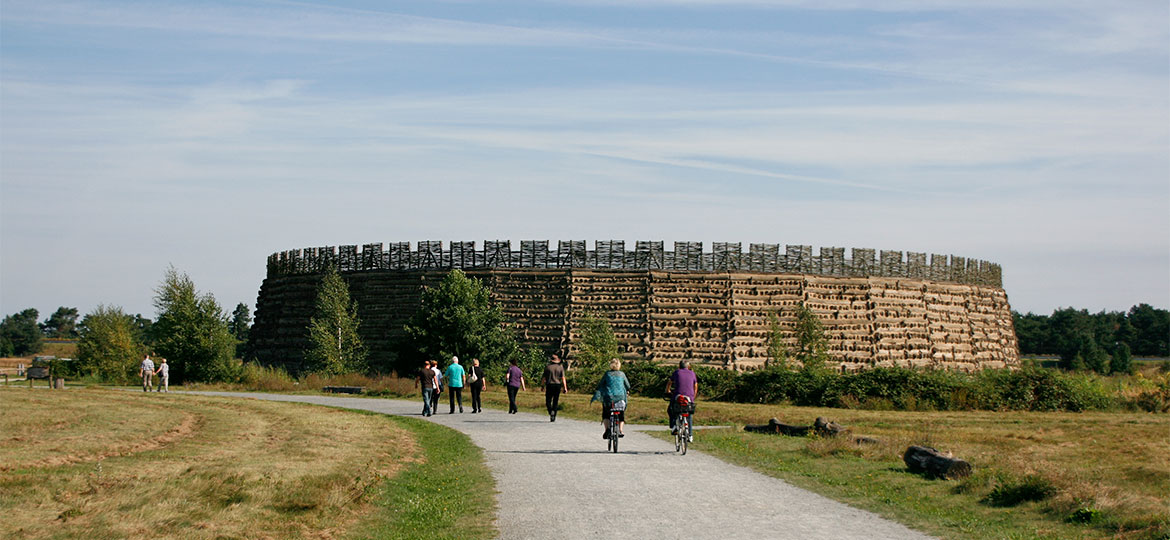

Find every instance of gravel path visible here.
[192,392,932,540]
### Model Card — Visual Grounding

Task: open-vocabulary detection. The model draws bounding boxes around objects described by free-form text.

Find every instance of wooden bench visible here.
[322,386,364,394]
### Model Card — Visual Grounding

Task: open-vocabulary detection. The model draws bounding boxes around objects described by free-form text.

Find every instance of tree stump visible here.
[903,445,973,479]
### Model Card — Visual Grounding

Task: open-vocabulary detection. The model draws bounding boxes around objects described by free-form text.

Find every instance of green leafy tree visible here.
[305,269,367,376]
[76,305,141,383]
[151,267,236,383]
[129,314,154,348]
[793,303,830,372]
[395,269,517,375]
[572,311,620,372]
[230,303,252,358]
[1128,303,1170,357]
[1111,342,1133,375]
[41,307,80,338]
[0,308,43,356]
[766,311,790,369]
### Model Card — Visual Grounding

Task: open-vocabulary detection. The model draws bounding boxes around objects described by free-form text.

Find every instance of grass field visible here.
[97,369,1170,539]
[0,387,495,540]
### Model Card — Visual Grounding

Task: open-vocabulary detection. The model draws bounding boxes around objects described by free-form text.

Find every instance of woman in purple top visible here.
[505,358,526,414]
[666,360,698,435]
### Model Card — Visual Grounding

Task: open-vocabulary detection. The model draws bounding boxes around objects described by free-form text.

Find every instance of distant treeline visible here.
[1013,304,1169,373]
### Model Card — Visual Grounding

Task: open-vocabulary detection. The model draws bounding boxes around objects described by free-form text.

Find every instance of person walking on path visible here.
[430,360,443,413]
[415,360,437,416]
[468,358,486,413]
[445,356,466,413]
[505,358,526,414]
[139,354,155,392]
[590,358,631,438]
[541,354,569,422]
[154,358,170,393]
[666,359,698,439]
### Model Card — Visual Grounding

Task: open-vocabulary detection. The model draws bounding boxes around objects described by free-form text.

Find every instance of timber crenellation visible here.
[266,240,1003,287]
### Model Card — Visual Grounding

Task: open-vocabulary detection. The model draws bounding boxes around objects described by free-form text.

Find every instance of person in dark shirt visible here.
[415,360,437,416]
[505,358,526,414]
[541,354,569,422]
[468,358,487,413]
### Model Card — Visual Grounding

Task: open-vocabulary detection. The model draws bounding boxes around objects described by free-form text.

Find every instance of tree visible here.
[573,311,620,372]
[151,267,236,383]
[793,303,830,372]
[305,269,367,376]
[1060,332,1109,373]
[1128,304,1170,357]
[1111,342,1134,375]
[395,269,517,375]
[41,307,80,338]
[0,308,42,356]
[129,314,153,349]
[766,311,790,369]
[230,303,252,358]
[76,305,141,383]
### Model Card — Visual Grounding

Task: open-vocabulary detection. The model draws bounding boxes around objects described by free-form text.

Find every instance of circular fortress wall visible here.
[249,240,1019,374]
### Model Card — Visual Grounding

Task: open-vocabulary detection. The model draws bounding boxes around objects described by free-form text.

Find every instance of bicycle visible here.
[606,400,625,453]
[673,394,693,455]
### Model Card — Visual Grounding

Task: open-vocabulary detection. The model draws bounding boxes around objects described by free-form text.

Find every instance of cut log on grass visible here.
[743,418,811,436]
[814,417,849,437]
[903,445,973,479]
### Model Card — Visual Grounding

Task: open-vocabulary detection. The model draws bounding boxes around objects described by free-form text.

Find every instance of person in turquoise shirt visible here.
[591,358,631,438]
[445,356,467,414]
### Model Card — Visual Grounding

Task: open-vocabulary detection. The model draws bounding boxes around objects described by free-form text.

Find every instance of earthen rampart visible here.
[249,240,1018,374]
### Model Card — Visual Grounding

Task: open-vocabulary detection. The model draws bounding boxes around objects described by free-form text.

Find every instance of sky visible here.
[1,0,1167,322]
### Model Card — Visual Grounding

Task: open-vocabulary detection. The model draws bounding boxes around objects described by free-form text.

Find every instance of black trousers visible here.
[470,382,483,412]
[431,387,441,411]
[545,384,562,414]
[449,386,463,412]
[507,385,519,413]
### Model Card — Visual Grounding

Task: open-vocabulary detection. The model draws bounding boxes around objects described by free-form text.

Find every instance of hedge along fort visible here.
[249,240,1018,375]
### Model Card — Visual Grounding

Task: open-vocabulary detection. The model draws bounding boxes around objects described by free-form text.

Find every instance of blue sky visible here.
[2,0,1167,320]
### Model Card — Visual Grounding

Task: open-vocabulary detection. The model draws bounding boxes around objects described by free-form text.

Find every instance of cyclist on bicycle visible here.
[666,360,698,440]
[590,358,631,439]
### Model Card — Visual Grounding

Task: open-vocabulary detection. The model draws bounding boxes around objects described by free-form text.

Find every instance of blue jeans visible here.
[421,388,434,416]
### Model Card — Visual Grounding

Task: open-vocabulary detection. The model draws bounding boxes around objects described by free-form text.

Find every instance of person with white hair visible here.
[590,358,631,439]
[444,355,467,413]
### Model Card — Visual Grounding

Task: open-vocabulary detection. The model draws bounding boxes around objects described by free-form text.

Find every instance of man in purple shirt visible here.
[666,360,698,437]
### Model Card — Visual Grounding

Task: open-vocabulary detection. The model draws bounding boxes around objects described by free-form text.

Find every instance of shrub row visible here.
[611,363,1132,412]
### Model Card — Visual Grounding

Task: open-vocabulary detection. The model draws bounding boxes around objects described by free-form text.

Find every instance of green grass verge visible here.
[348,414,497,540]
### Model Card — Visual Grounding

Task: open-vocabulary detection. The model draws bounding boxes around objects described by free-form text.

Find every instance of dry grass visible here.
[0,387,419,540]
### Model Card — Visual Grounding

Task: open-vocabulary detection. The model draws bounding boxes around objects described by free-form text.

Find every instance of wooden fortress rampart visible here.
[249,240,1018,373]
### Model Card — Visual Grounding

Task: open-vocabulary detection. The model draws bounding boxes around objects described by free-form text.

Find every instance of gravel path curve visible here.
[192,392,932,540]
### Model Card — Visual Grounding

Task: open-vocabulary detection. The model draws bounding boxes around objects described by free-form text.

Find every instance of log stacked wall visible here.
[251,263,1018,374]
[481,269,569,351]
[727,274,803,369]
[649,272,735,367]
[566,270,650,361]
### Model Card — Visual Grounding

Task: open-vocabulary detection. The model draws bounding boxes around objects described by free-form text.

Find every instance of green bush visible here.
[983,473,1058,507]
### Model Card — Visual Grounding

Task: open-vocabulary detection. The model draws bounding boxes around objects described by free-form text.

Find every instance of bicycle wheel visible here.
[680,416,689,455]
